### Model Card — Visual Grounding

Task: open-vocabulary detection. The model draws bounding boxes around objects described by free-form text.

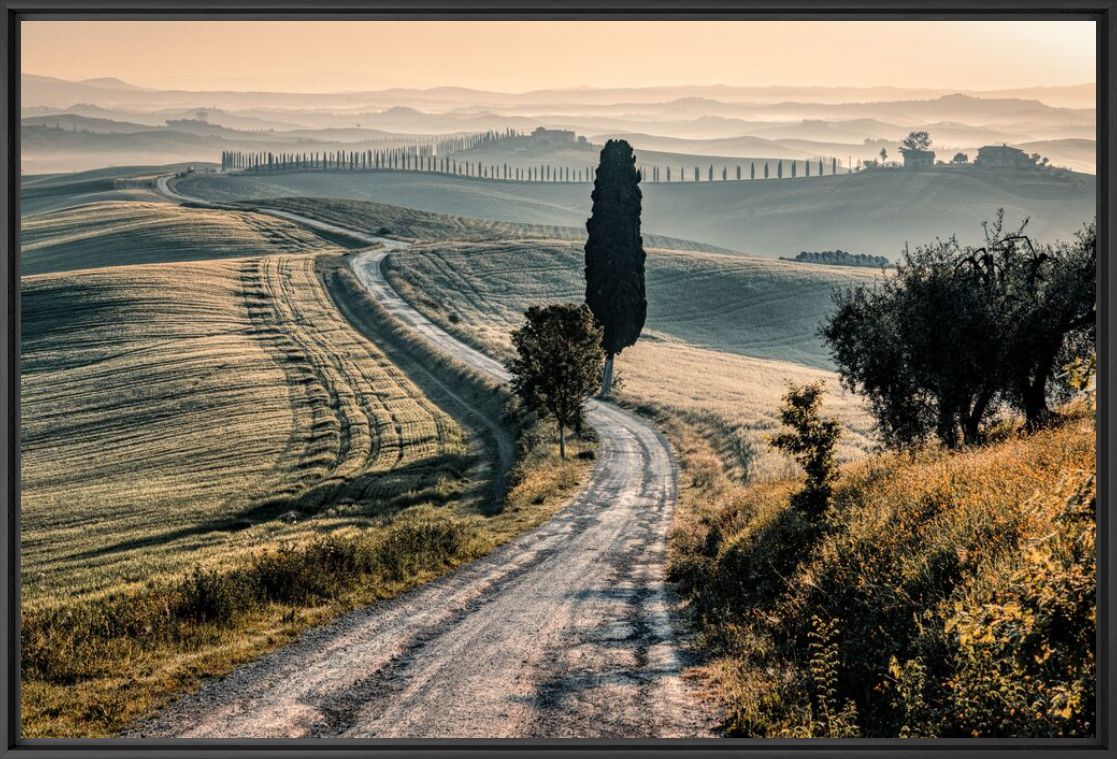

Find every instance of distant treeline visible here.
[221,147,598,182]
[781,250,892,267]
[220,129,851,184]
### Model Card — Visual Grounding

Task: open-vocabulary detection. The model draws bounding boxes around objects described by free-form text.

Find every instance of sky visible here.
[22,20,1096,93]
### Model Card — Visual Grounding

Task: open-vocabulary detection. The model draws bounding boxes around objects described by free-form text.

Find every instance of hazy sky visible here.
[22,20,1095,93]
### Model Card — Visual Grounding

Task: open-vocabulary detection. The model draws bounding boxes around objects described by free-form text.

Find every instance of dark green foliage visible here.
[770,382,842,518]
[584,139,647,394]
[822,213,1095,448]
[783,250,891,268]
[583,139,647,354]
[506,303,604,458]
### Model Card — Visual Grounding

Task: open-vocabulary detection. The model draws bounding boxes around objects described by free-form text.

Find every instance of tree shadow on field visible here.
[65,451,477,564]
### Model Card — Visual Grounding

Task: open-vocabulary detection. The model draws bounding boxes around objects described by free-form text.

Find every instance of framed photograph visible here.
[1,2,1112,757]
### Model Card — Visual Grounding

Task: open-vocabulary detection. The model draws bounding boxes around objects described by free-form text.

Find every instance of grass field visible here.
[381,240,878,475]
[21,254,475,608]
[236,195,739,253]
[21,200,348,275]
[20,164,204,215]
[21,249,593,737]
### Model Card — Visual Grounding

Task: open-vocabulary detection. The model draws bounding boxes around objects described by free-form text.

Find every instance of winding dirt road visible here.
[136,177,713,738]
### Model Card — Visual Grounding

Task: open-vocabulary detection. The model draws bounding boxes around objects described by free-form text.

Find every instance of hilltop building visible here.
[975,144,1037,169]
[900,147,935,168]
[529,127,588,147]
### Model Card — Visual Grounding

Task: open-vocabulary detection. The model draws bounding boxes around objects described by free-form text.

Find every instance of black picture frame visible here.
[1,2,1112,757]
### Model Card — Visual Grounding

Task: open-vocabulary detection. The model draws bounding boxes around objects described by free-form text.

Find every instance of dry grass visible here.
[383,240,876,368]
[667,409,1096,737]
[20,200,345,275]
[240,196,739,254]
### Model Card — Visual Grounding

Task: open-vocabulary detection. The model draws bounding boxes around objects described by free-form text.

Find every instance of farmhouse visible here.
[900,147,935,168]
[975,144,1037,169]
[529,127,587,146]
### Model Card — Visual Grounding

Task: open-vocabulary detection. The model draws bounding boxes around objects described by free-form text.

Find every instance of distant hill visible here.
[1017,138,1097,174]
[176,166,1096,258]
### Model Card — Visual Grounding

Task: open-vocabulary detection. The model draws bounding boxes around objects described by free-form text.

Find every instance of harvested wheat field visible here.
[21,254,471,610]
[20,200,347,275]
[383,240,877,475]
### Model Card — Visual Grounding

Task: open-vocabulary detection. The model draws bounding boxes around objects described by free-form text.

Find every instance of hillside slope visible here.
[20,200,347,274]
[671,411,1095,737]
[21,255,470,606]
[176,168,1095,257]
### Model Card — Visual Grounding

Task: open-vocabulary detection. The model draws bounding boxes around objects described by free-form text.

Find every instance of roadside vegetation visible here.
[667,216,1096,737]
[668,396,1094,737]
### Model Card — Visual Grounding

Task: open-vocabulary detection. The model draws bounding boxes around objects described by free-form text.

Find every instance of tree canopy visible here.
[821,213,1095,449]
[584,139,647,396]
[506,303,604,459]
[902,131,932,151]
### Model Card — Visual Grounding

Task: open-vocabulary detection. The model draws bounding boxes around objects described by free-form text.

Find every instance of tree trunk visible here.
[558,424,567,460]
[1022,373,1052,431]
[936,404,959,449]
[600,353,615,398]
[962,388,995,446]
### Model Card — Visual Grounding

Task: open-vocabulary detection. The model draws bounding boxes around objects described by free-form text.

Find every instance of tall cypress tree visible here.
[584,139,647,397]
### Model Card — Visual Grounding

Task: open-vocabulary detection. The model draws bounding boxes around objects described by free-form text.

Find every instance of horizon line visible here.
[21,71,1098,99]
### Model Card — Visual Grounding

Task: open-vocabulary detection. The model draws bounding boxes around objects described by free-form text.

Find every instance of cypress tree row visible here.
[583,140,647,398]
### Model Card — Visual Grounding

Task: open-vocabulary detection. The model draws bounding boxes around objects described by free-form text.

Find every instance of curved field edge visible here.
[20,251,593,737]
[20,199,353,275]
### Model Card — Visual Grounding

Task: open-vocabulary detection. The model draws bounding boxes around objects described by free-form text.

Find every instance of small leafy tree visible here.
[951,152,969,164]
[902,131,932,151]
[506,304,604,459]
[770,382,842,518]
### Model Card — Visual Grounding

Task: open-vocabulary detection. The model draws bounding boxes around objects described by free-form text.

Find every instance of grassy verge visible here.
[663,407,1095,738]
[22,252,594,737]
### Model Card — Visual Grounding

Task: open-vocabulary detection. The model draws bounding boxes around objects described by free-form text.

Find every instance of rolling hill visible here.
[21,200,349,274]
[21,254,472,608]
[20,164,211,215]
[175,166,1096,258]
[233,196,740,254]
